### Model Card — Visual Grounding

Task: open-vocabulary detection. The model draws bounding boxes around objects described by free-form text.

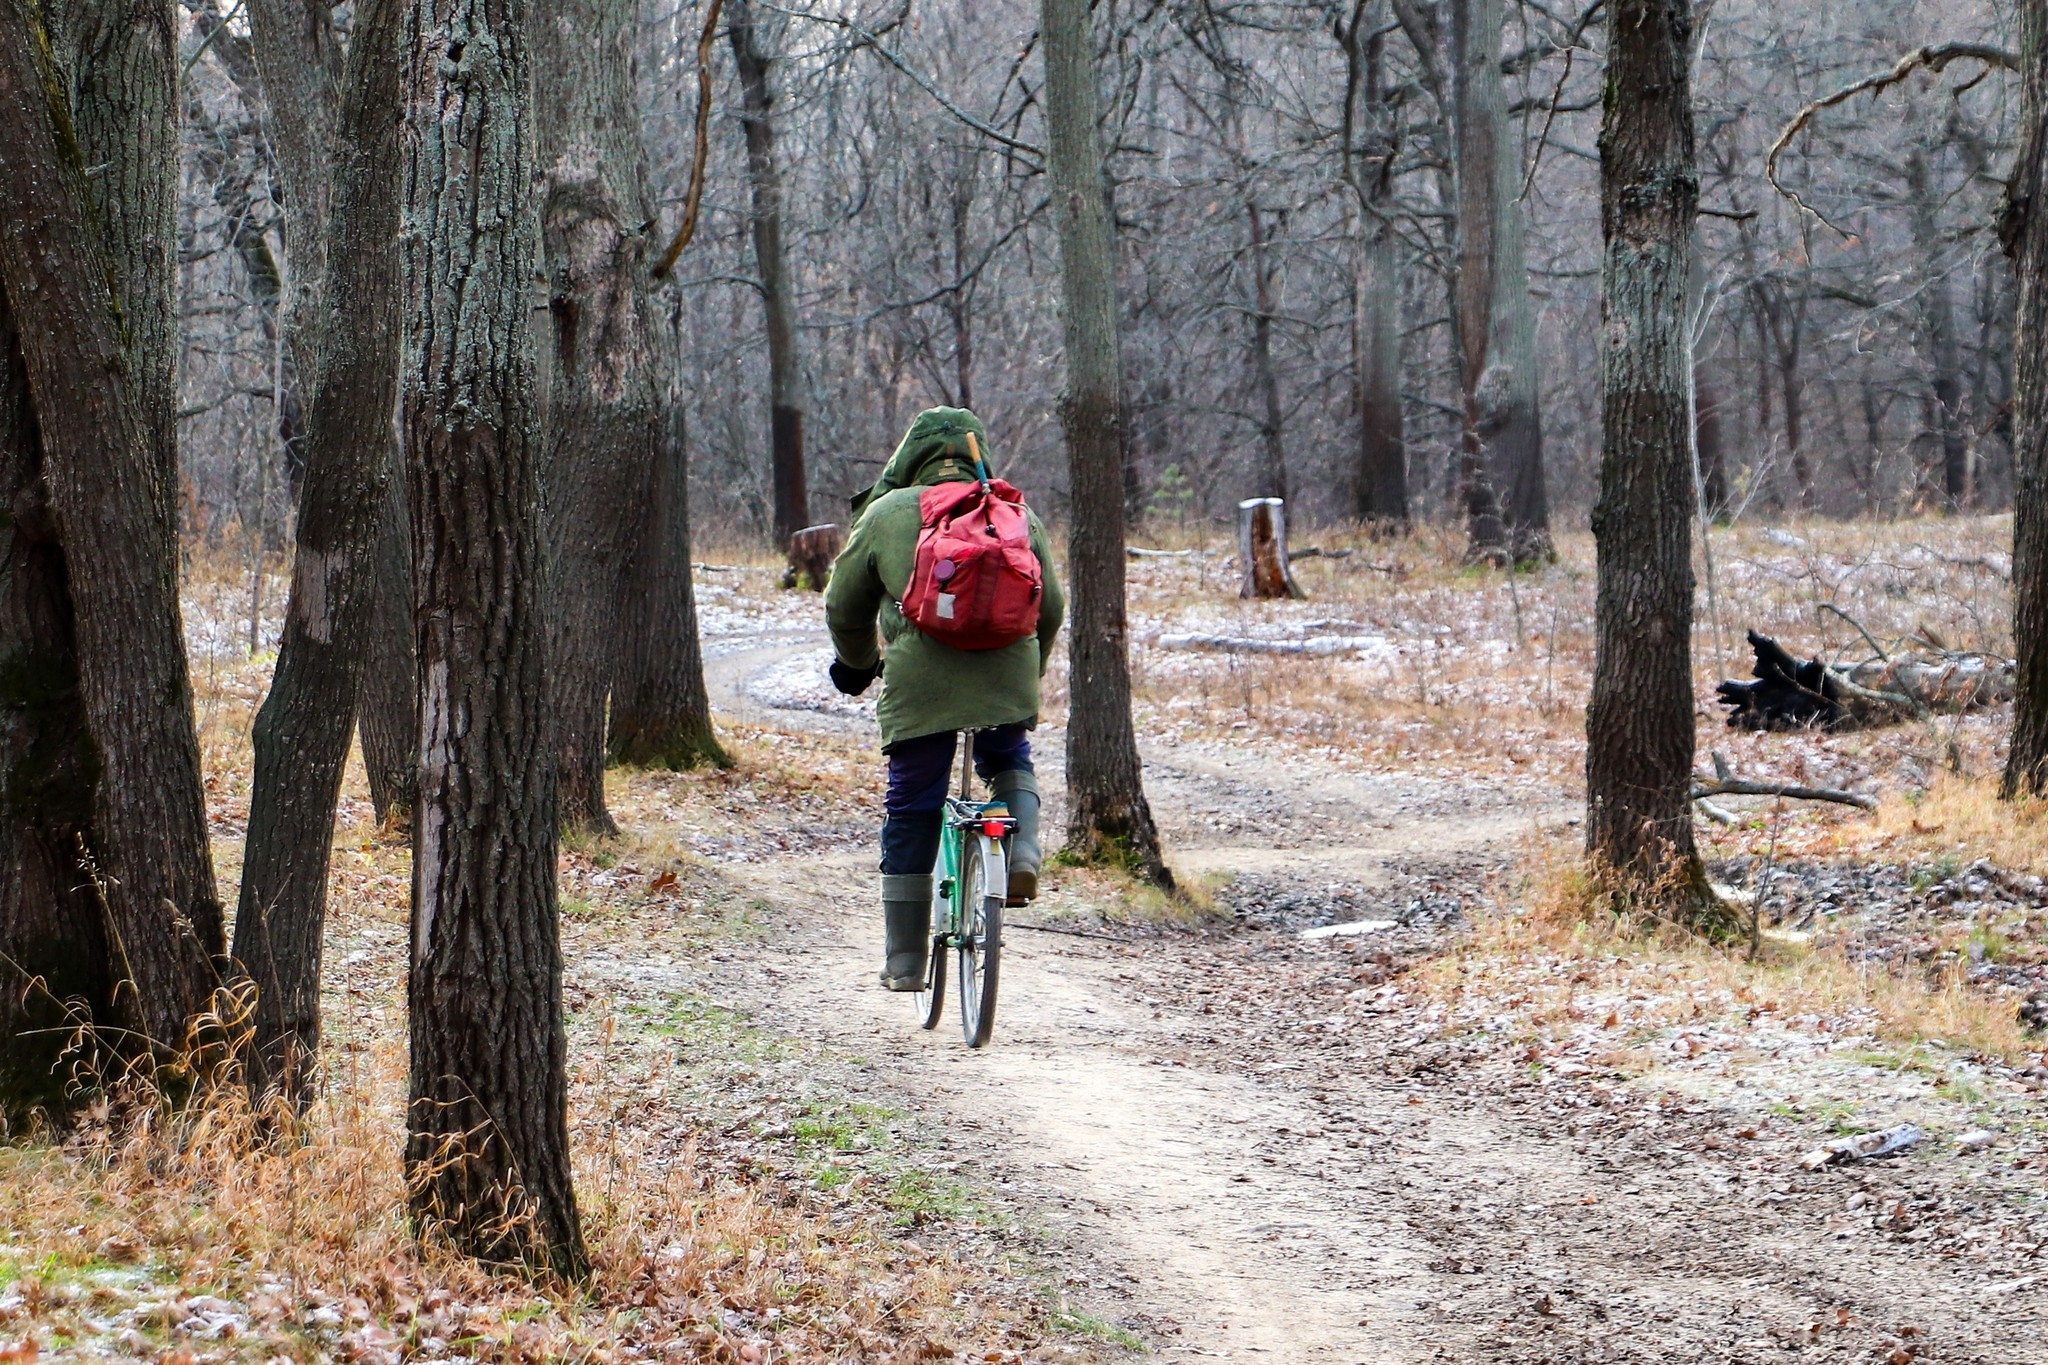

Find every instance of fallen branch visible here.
[1692,778,1877,812]
[1817,602,1889,661]
[1125,546,1214,559]
[1155,632,1379,658]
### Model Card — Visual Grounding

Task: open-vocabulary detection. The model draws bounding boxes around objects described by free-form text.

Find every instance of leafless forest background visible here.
[177,0,2017,552]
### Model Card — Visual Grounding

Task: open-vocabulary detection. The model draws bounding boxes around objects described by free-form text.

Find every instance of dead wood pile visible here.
[1715,629,2012,732]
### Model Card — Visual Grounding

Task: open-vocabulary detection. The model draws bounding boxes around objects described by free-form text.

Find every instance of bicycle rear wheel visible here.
[957,839,1002,1048]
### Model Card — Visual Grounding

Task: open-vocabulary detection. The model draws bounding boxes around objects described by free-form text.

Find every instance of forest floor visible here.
[5,517,2048,1364]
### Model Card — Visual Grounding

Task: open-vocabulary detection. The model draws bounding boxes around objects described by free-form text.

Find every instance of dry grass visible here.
[1118,514,2016,802]
[1408,833,2041,1086]
[1860,772,2048,876]
[0,554,1080,1363]
[0,1035,1000,1363]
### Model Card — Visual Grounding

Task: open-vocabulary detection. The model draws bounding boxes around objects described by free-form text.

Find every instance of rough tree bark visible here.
[534,0,674,834]
[608,374,727,771]
[359,472,419,824]
[401,0,586,1275]
[0,0,225,1067]
[1042,0,1171,888]
[1451,0,1550,563]
[729,0,809,546]
[1584,0,1721,924]
[232,0,405,1099]
[0,278,110,1117]
[2001,0,2048,798]
[1346,2,1409,529]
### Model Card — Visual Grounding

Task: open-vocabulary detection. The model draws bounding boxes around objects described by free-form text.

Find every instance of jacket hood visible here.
[849,407,990,522]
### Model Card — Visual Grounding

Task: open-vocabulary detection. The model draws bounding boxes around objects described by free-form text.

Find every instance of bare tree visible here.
[537,0,676,833]
[0,0,225,1085]
[232,0,405,1099]
[729,0,810,546]
[401,0,585,1274]
[608,311,728,772]
[1584,0,1720,923]
[1452,0,1551,562]
[1043,0,1172,888]
[1343,0,1409,528]
[2003,1,2048,798]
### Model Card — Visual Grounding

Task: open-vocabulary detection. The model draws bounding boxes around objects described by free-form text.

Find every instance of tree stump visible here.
[1237,498,1305,600]
[782,523,843,591]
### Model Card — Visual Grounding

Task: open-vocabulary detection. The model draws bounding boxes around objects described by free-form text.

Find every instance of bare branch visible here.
[652,0,726,279]
[1766,43,2016,234]
[757,2,1046,164]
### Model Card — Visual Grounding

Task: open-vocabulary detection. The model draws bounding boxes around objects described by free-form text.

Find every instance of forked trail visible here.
[694,637,2048,1364]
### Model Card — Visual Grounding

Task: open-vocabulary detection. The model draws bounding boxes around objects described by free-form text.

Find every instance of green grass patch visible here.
[883,1169,977,1227]
[1047,1302,1145,1350]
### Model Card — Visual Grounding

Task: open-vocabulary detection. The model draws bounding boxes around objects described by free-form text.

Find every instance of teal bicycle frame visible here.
[916,729,1012,1047]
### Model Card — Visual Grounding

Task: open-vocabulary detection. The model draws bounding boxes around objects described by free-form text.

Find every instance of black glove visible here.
[830,659,880,696]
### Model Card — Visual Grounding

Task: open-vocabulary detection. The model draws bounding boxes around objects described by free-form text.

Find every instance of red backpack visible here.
[900,476,1043,650]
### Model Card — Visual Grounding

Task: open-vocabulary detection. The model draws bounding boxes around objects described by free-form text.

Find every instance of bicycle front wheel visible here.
[957,837,1003,1048]
[916,877,947,1031]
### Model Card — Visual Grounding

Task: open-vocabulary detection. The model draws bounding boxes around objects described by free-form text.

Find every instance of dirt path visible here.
[686,637,2048,1363]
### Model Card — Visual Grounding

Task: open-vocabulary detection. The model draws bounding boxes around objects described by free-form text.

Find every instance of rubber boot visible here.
[990,769,1042,904]
[879,874,933,991]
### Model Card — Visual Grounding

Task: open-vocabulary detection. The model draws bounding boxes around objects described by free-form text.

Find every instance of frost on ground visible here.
[742,646,877,717]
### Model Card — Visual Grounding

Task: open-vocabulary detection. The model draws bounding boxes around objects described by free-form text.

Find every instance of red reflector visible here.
[983,820,1007,838]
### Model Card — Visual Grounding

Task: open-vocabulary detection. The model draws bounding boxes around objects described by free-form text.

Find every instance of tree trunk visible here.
[401,0,585,1276]
[1452,0,1550,563]
[1694,363,1731,515]
[0,277,113,1119]
[1348,8,1408,529]
[1585,0,1720,924]
[1247,203,1290,503]
[0,0,225,1061]
[729,0,809,546]
[2002,0,2048,799]
[232,0,405,1100]
[1905,149,1972,510]
[608,370,727,771]
[1042,0,1171,889]
[536,0,672,835]
[359,470,419,824]
[1238,499,1305,600]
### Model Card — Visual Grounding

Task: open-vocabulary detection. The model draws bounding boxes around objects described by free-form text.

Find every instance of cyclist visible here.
[825,407,1065,991]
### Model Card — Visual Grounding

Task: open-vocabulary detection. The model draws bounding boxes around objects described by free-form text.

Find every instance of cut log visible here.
[1238,497,1305,600]
[782,522,843,591]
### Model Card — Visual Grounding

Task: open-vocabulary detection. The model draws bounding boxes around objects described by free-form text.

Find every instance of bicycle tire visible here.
[917,930,947,1029]
[957,839,1002,1048]
[916,882,947,1030]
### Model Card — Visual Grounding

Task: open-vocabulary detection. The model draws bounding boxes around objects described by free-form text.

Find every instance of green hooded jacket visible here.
[826,408,1065,747]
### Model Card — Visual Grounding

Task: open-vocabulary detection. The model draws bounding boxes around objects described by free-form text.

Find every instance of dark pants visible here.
[879,724,1032,874]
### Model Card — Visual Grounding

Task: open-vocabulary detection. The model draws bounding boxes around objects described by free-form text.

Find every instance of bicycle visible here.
[914,730,1013,1048]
